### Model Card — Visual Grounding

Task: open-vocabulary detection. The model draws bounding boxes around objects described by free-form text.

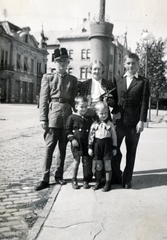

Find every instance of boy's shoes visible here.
[72,178,79,190]
[83,181,90,189]
[92,181,101,190]
[102,181,111,192]
[55,178,67,185]
[35,181,49,191]
[123,182,131,189]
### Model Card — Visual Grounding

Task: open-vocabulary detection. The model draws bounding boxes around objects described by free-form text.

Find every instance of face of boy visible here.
[92,63,103,81]
[55,58,69,74]
[96,107,108,121]
[75,102,88,116]
[124,57,139,75]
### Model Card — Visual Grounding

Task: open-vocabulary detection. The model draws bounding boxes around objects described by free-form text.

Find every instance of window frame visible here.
[81,49,86,60]
[17,54,22,69]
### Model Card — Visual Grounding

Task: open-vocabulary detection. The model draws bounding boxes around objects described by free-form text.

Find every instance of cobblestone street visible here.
[0,104,73,240]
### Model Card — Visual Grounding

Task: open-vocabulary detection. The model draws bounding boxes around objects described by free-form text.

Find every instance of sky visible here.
[0,0,167,51]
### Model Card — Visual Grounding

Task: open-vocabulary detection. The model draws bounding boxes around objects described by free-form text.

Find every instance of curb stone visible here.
[26,164,72,240]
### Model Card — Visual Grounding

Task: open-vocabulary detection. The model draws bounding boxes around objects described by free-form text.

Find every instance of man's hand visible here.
[40,121,48,130]
[136,121,144,133]
[88,148,93,156]
[71,139,79,147]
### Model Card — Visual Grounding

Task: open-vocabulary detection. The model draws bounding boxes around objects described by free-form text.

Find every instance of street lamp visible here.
[141,30,152,127]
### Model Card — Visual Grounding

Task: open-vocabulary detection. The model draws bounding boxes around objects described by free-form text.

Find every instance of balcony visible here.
[0,64,14,72]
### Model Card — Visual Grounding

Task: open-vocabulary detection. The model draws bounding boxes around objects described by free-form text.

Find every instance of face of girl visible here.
[92,63,103,81]
[96,107,108,121]
[75,101,88,116]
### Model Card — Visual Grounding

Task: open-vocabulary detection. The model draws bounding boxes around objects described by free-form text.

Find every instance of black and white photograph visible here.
[0,0,167,239]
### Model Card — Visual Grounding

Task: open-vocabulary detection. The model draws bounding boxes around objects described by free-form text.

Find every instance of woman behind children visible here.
[66,96,93,190]
[88,101,117,192]
[78,60,115,179]
[78,60,115,116]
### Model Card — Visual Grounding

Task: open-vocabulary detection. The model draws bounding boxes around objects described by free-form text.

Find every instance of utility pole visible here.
[99,0,105,22]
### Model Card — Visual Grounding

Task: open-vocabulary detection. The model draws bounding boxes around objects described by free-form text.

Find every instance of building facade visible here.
[0,21,48,103]
[46,19,127,82]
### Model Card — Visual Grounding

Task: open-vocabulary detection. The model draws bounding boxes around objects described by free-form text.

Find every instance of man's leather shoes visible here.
[35,181,49,191]
[123,182,131,189]
[55,178,67,185]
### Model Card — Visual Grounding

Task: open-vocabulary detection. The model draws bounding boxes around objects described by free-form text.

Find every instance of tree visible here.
[135,33,167,116]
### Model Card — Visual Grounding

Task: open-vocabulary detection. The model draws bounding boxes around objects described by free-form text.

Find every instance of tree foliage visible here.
[135,34,167,101]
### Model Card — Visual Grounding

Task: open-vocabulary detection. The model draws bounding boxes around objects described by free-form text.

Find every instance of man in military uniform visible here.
[35,47,78,191]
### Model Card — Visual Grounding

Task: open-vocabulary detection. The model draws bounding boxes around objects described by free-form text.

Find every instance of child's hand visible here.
[71,139,79,147]
[112,149,117,156]
[88,148,93,156]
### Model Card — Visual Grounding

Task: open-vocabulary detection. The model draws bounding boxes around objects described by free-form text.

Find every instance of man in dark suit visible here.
[112,52,150,189]
[35,47,78,191]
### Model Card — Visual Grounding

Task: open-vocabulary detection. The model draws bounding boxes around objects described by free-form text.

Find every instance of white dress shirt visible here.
[124,72,138,89]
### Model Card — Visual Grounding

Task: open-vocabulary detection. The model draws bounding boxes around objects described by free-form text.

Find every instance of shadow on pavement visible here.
[133,168,167,189]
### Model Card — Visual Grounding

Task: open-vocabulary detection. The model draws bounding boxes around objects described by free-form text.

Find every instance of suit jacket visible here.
[39,72,78,128]
[112,75,150,126]
[78,78,114,106]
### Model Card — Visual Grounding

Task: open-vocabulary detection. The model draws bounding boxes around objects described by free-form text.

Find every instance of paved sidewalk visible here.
[27,110,167,240]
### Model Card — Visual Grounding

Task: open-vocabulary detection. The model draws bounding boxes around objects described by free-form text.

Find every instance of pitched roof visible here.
[58,20,90,40]
[0,21,21,35]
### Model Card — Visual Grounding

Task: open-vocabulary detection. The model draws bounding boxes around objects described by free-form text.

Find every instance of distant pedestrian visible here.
[66,96,93,189]
[88,101,117,192]
[35,47,78,191]
[111,52,150,189]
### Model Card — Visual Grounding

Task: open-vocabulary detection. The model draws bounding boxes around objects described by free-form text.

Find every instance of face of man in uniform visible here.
[55,58,69,74]
[92,63,103,81]
[124,57,139,75]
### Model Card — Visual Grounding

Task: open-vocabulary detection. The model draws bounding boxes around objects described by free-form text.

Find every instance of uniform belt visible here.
[51,98,71,104]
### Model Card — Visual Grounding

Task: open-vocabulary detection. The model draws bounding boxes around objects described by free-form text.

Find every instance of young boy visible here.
[88,101,117,192]
[111,52,150,189]
[35,47,78,191]
[66,96,93,189]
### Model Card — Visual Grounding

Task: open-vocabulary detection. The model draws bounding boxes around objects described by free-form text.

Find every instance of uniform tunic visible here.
[40,72,78,128]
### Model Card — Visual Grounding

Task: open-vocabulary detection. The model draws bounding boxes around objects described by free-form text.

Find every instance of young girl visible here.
[88,101,117,192]
[66,96,93,189]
